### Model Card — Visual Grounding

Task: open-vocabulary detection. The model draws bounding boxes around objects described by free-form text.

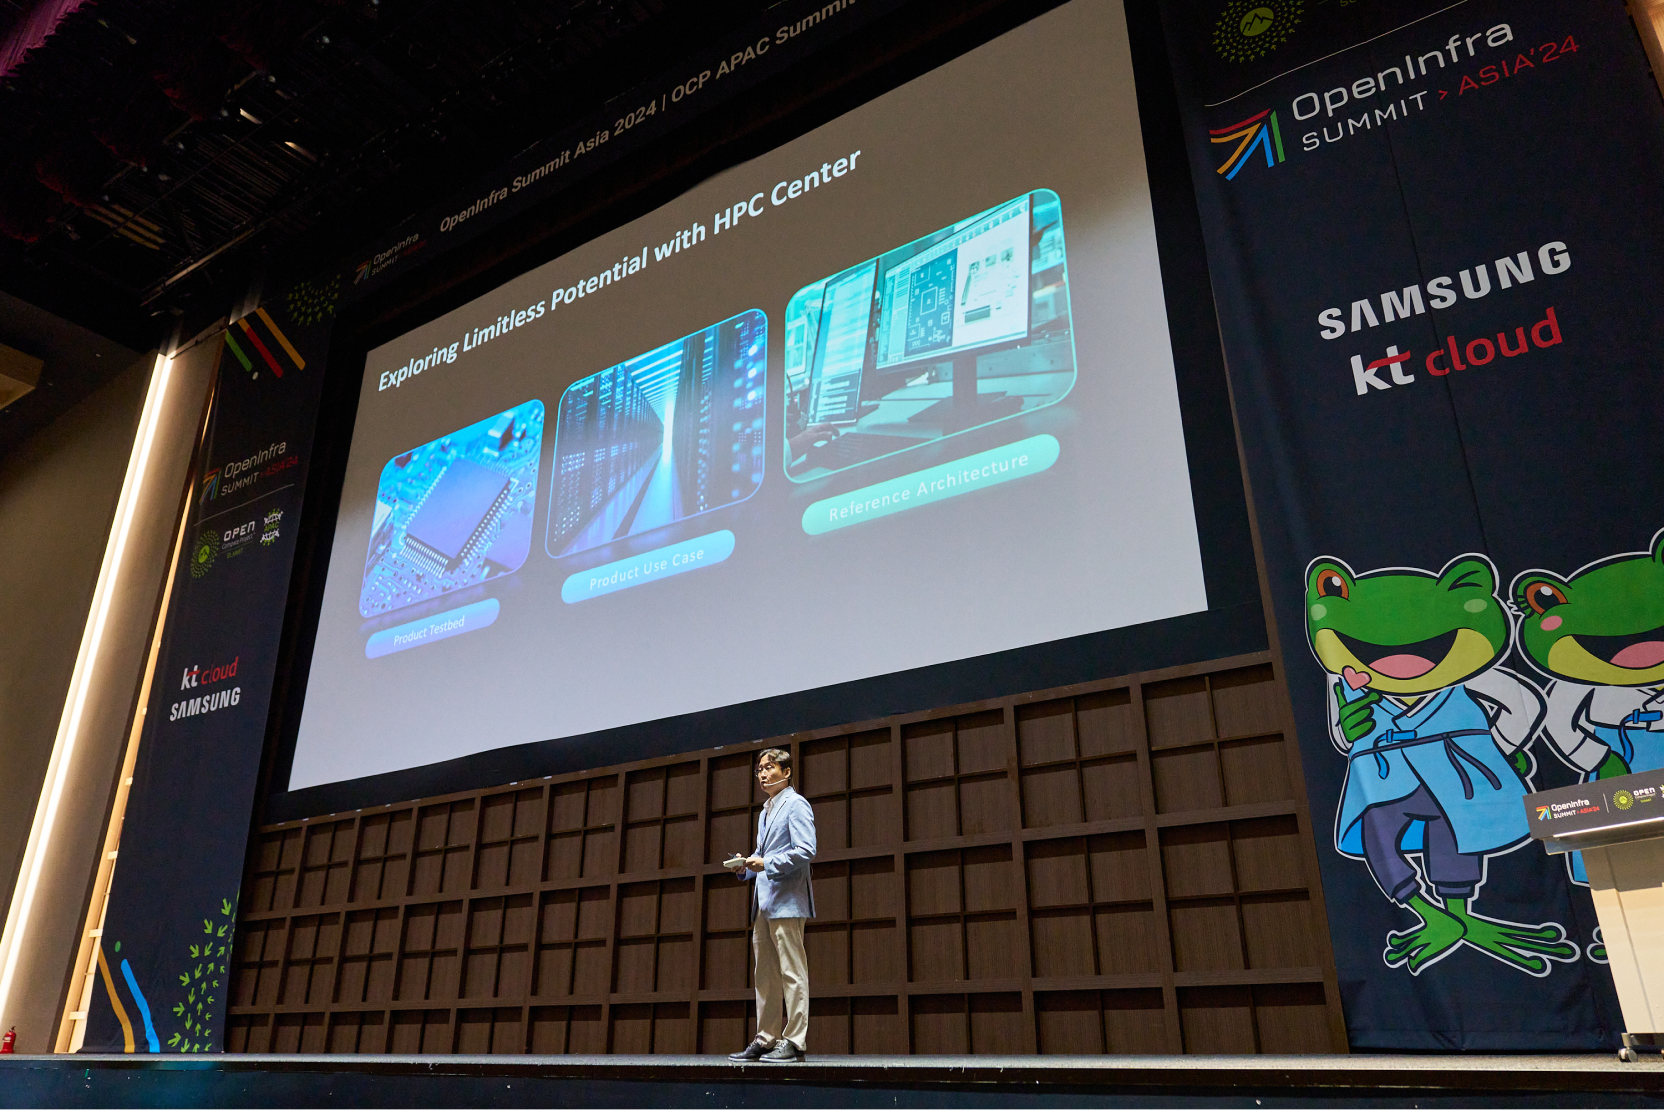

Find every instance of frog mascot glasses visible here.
[1511,527,1664,947]
[1304,554,1578,976]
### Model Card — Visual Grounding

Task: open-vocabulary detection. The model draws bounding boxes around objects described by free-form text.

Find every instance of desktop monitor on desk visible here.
[787,189,1074,480]
[805,259,877,425]
[782,279,827,398]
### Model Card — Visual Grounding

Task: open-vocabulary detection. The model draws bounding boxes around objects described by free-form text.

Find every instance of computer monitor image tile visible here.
[784,189,1073,481]
[360,399,546,617]
[546,309,766,559]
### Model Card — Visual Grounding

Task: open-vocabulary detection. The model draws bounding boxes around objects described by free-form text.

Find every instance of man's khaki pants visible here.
[752,915,809,1049]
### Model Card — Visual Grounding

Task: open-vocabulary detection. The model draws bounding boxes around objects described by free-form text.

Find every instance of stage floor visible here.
[3,1052,1662,1107]
[28,1050,1655,1078]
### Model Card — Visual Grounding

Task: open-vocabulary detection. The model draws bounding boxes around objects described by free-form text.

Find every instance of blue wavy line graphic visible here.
[118,959,160,1053]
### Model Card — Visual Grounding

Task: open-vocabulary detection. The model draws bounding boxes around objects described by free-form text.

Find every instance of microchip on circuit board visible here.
[359,399,545,619]
[402,457,511,575]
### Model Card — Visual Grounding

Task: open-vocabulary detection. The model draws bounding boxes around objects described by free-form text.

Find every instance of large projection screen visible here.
[290,0,1207,790]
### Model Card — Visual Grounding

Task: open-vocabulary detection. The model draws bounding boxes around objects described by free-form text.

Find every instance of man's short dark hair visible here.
[758,747,792,775]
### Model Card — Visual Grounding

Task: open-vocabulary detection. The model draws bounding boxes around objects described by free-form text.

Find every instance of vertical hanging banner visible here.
[1161,0,1664,1048]
[81,277,339,1053]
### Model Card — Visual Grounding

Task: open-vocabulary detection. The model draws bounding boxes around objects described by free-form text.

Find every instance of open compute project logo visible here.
[1615,789,1635,811]
[190,527,220,579]
[1212,1,1303,64]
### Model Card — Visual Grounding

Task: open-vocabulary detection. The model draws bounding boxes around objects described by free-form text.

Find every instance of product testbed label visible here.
[365,598,501,659]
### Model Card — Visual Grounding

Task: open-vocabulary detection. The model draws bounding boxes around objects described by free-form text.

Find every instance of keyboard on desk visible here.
[808,431,923,469]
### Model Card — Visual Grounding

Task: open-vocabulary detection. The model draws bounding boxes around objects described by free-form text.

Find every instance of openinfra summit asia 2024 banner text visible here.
[1162,0,1664,1048]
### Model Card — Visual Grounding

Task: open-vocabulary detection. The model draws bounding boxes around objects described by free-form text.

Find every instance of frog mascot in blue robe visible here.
[1305,554,1578,976]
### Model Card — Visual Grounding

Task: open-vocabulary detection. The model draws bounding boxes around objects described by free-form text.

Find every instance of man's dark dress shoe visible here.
[761,1039,805,1062]
[727,1038,769,1061]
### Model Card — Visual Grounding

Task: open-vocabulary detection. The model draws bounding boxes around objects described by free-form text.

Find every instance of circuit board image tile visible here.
[360,399,545,617]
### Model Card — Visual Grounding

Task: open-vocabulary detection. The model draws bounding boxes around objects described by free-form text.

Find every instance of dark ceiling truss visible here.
[0,0,757,326]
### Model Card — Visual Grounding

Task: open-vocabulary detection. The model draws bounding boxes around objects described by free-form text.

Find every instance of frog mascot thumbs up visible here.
[1511,527,1664,937]
[1512,527,1664,785]
[1304,553,1578,977]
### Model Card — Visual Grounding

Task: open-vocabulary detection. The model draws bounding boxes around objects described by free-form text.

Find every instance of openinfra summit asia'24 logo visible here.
[1207,0,1301,180]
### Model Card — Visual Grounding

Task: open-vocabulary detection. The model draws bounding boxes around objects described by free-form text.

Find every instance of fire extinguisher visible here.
[1,1026,15,1053]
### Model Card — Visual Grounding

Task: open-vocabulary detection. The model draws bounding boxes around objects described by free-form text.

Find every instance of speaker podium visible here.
[1527,769,1664,1060]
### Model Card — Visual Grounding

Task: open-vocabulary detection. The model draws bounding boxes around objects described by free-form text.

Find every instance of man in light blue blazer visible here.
[725,747,816,1061]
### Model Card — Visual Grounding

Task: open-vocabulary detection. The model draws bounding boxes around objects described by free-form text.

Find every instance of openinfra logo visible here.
[1211,109,1285,179]
[199,467,222,504]
[1536,805,1551,822]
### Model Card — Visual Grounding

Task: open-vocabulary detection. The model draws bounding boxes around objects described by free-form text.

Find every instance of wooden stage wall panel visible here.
[228,652,1347,1054]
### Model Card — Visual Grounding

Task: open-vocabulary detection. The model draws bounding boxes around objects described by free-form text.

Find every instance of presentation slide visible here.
[289,0,1208,790]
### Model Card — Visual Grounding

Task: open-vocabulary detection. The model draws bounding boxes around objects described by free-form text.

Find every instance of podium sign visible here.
[1527,772,1664,1057]
[1527,770,1664,852]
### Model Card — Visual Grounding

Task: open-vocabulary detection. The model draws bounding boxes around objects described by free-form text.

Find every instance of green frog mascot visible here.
[1511,527,1664,959]
[1304,553,1578,976]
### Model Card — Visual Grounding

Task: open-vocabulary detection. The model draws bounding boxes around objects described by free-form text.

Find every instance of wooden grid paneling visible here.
[228,652,1346,1055]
